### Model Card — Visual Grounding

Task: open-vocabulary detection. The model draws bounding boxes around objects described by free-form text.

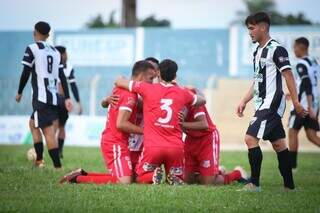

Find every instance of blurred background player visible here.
[288,37,320,170]
[60,60,155,184]
[115,59,206,185]
[15,21,72,169]
[55,45,83,158]
[180,89,248,185]
[236,12,306,191]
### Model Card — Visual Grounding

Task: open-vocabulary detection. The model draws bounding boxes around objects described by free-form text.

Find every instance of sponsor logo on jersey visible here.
[142,162,157,171]
[202,160,211,168]
[278,57,289,63]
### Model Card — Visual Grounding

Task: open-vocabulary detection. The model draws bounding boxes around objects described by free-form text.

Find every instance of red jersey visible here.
[130,81,196,149]
[102,87,138,144]
[185,105,216,138]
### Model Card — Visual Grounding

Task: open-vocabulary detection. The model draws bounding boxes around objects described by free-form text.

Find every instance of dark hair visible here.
[132,60,155,77]
[145,57,159,65]
[34,21,51,35]
[245,12,270,26]
[295,37,309,48]
[159,59,178,82]
[55,46,66,54]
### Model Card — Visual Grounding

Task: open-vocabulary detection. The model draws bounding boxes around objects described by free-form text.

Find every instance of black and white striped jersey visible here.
[22,41,63,105]
[291,56,319,112]
[253,39,291,117]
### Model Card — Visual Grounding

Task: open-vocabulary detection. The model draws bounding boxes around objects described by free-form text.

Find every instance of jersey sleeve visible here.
[297,63,312,95]
[129,81,149,97]
[273,46,291,72]
[68,69,76,83]
[21,46,35,68]
[118,92,137,112]
[192,106,206,119]
[184,89,197,106]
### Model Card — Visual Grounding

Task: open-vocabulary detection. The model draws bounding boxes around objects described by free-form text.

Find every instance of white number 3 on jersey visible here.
[157,99,173,124]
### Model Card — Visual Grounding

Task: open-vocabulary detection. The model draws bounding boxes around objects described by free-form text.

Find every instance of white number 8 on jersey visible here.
[157,99,173,124]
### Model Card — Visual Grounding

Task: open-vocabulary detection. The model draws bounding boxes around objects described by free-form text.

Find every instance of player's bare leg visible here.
[117,176,132,184]
[42,122,62,169]
[271,138,295,190]
[305,129,320,147]
[57,125,66,158]
[184,172,197,184]
[29,119,44,168]
[288,128,299,170]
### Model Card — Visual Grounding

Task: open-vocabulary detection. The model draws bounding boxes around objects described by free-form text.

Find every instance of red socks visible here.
[76,173,118,184]
[223,170,241,184]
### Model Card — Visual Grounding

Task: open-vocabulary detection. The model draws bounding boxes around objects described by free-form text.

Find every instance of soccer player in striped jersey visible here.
[15,21,72,169]
[236,12,306,191]
[55,45,83,158]
[288,37,320,170]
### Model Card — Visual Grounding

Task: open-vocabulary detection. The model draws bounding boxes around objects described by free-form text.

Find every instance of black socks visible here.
[289,151,297,169]
[48,148,62,168]
[277,149,295,189]
[58,138,64,158]
[34,142,43,161]
[248,146,263,187]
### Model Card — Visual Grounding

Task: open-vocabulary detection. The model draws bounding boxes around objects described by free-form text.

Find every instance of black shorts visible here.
[57,95,69,126]
[31,101,58,129]
[246,109,285,142]
[288,110,319,131]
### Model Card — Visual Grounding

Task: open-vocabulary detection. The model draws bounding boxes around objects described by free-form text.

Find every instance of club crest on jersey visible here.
[298,67,304,73]
[170,167,183,176]
[142,162,157,171]
[260,58,266,69]
[202,160,211,168]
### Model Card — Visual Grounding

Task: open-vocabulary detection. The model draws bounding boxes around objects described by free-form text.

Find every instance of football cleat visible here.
[234,166,249,184]
[59,168,87,184]
[237,183,261,192]
[152,167,163,185]
[167,172,184,186]
[34,160,45,169]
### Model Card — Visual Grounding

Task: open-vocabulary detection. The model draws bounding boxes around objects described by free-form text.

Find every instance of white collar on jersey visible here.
[259,38,273,49]
[160,82,174,87]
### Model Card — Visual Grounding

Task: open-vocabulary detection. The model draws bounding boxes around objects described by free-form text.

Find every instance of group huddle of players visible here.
[17,11,320,192]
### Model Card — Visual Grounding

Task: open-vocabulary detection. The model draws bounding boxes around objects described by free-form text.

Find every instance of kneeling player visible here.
[181,95,248,185]
[60,61,156,184]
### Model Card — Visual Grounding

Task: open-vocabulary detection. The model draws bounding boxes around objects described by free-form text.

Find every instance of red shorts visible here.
[136,146,184,179]
[130,150,142,173]
[184,129,220,176]
[100,138,132,178]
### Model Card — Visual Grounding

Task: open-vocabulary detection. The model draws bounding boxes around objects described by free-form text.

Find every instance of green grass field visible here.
[0,145,319,212]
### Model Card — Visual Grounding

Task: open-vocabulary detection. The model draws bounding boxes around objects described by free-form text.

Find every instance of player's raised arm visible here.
[236,82,254,117]
[68,69,82,114]
[192,88,206,107]
[101,95,120,108]
[115,78,131,90]
[58,65,73,112]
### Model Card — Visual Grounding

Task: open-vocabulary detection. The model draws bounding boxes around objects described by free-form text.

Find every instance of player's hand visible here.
[308,108,317,120]
[78,103,83,115]
[65,98,73,112]
[236,101,246,117]
[293,101,308,118]
[107,95,119,106]
[15,94,22,103]
[285,93,291,101]
[178,111,186,124]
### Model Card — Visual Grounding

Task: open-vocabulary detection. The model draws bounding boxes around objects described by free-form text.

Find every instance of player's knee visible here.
[244,135,258,148]
[272,139,287,152]
[118,176,132,184]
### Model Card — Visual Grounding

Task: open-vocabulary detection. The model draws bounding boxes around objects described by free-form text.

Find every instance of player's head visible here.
[245,12,270,43]
[145,57,160,81]
[55,45,68,64]
[131,60,156,83]
[33,21,50,41]
[294,37,309,58]
[159,59,178,83]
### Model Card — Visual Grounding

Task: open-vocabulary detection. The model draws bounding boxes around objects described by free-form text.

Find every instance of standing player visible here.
[15,21,72,169]
[115,59,206,185]
[288,37,320,170]
[55,45,83,158]
[236,12,306,191]
[181,90,248,185]
[60,60,156,184]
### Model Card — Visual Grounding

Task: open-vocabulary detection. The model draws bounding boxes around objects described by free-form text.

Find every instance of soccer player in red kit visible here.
[115,59,206,185]
[60,60,156,184]
[181,91,248,185]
